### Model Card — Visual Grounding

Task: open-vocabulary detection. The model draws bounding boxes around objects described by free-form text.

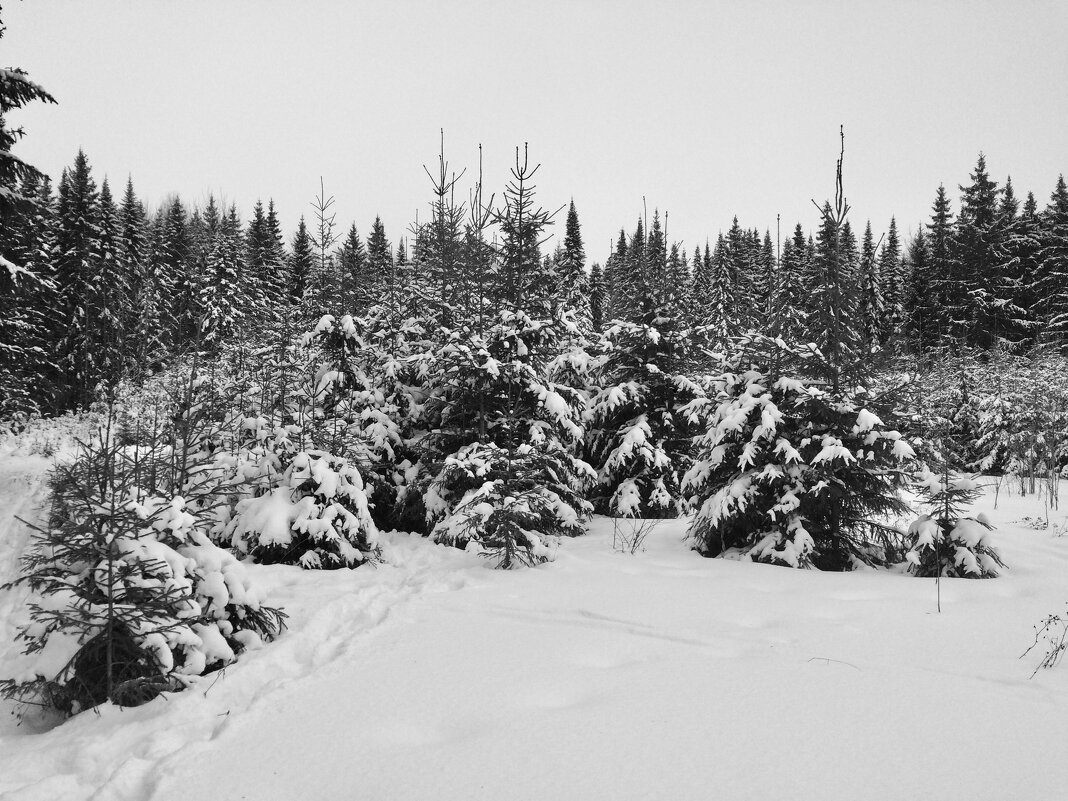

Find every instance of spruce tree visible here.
[955,154,1004,347]
[856,220,882,353]
[366,216,392,312]
[495,144,555,317]
[54,151,107,409]
[1035,176,1068,346]
[0,29,57,414]
[927,185,957,344]
[878,217,902,343]
[288,216,314,305]
[704,234,736,348]
[1000,190,1042,348]
[337,223,368,314]
[589,261,606,332]
[556,200,590,328]
[808,201,863,391]
[903,229,935,349]
[769,231,807,345]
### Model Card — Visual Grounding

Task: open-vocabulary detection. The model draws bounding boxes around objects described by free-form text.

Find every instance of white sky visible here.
[6,0,1067,260]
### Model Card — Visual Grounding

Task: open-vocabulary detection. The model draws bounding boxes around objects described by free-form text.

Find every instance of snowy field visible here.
[2,439,1068,800]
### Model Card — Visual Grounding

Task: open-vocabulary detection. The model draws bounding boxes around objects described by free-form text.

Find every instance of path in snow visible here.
[2,477,1068,800]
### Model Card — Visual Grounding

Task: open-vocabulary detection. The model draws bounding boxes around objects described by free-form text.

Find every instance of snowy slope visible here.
[2,468,1068,800]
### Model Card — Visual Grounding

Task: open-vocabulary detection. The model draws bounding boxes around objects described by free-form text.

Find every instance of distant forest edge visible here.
[2,128,1067,416]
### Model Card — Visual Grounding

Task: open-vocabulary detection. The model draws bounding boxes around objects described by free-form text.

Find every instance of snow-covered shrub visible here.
[227,447,379,569]
[684,338,916,569]
[586,313,710,517]
[973,348,1068,498]
[0,429,285,718]
[905,470,1004,578]
[426,441,593,568]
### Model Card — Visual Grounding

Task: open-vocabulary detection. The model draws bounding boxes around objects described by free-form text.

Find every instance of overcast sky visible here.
[6,1,1067,260]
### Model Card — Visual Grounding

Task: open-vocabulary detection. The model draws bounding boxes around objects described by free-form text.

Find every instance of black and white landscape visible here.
[2,3,1068,799]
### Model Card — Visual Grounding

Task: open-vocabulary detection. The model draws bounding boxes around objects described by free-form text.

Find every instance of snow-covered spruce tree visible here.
[683,335,916,570]
[1,31,58,417]
[0,415,285,718]
[906,470,1003,580]
[586,308,710,518]
[297,312,416,530]
[419,310,594,567]
[180,328,383,570]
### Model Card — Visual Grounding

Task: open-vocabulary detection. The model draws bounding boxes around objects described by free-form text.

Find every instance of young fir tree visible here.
[684,335,916,570]
[417,137,466,328]
[1,415,287,716]
[494,144,556,317]
[587,306,709,518]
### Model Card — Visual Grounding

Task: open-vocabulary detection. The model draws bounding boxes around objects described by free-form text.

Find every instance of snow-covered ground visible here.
[2,445,1067,800]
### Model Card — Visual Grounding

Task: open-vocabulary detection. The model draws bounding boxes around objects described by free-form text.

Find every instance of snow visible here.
[3,452,1068,799]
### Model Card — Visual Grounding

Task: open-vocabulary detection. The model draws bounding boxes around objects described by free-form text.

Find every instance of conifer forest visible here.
[2,5,1068,800]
